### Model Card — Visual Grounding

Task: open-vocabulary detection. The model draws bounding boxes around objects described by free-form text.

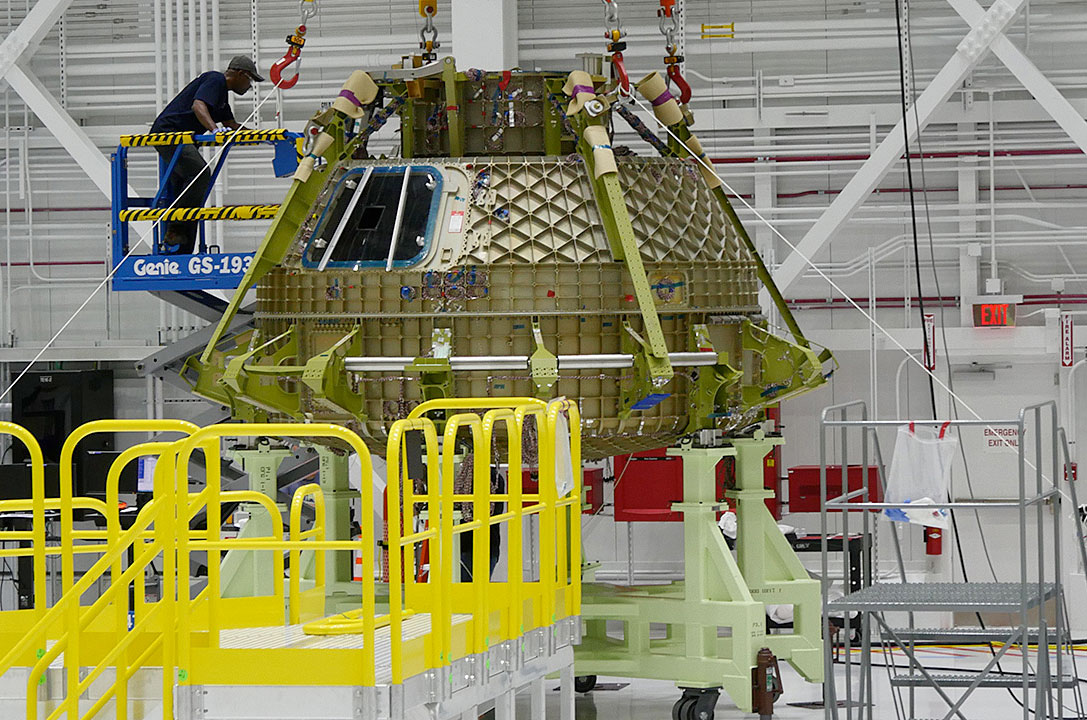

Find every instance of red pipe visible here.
[712,147,1085,165]
[0,260,105,267]
[725,182,1087,202]
[788,293,1087,310]
[0,206,109,214]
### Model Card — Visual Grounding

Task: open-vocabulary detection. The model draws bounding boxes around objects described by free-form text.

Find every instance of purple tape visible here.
[571,84,596,96]
[338,89,362,106]
[651,90,675,107]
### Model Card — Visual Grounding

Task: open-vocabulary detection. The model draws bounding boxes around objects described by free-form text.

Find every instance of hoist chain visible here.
[601,0,630,95]
[419,0,440,62]
[299,0,318,23]
[657,0,691,103]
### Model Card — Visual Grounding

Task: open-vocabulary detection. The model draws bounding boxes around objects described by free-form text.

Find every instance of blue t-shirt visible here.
[151,71,235,133]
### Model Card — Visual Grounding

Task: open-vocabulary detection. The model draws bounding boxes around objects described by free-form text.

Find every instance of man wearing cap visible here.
[149,55,263,254]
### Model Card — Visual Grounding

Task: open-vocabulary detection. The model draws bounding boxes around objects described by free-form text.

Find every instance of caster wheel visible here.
[574,675,598,693]
[669,700,695,720]
[692,693,716,720]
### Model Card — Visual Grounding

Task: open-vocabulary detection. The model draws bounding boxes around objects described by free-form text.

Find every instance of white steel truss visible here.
[773,0,1087,292]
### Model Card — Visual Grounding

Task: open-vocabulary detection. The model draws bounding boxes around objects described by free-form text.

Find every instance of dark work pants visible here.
[154,144,211,254]
[460,525,502,582]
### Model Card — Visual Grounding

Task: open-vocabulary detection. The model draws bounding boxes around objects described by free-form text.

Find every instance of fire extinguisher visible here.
[925,526,942,555]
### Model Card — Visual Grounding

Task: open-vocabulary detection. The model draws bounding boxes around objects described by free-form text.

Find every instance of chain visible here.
[658,3,679,55]
[602,0,625,46]
[419,0,440,62]
[299,0,318,23]
[601,0,630,94]
[658,0,692,103]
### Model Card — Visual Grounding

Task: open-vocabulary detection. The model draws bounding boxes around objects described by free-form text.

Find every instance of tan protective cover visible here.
[685,134,723,189]
[636,71,683,126]
[634,71,678,126]
[563,70,598,116]
[583,124,617,179]
[292,132,334,183]
[331,71,379,119]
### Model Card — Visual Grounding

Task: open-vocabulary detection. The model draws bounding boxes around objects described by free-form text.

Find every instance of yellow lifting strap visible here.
[120,129,292,148]
[419,0,436,17]
[118,205,280,223]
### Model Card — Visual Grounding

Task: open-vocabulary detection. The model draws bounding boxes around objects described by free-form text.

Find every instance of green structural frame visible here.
[576,433,822,711]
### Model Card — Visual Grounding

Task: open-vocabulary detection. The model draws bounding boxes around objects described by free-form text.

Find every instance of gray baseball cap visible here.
[227,55,264,82]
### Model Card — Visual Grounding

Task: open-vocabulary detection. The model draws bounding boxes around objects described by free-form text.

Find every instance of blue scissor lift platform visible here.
[110,129,302,294]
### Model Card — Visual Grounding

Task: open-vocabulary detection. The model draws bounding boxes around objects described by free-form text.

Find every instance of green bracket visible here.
[220,325,304,420]
[618,320,653,420]
[529,318,558,397]
[740,320,825,409]
[406,358,454,404]
[181,326,258,409]
[570,112,673,388]
[302,325,365,418]
[685,324,742,434]
[442,58,465,157]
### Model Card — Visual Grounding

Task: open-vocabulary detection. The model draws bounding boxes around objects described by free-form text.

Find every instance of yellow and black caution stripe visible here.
[120,131,197,147]
[120,128,292,148]
[119,204,281,223]
[207,128,291,145]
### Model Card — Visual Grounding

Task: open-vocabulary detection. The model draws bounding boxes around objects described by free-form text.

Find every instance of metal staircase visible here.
[820,400,1085,720]
[0,398,582,720]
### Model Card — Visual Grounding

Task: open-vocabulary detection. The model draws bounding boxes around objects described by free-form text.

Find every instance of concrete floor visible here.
[527,645,1087,719]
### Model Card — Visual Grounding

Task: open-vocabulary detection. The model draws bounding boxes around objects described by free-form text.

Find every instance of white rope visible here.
[0,84,283,404]
[627,93,1063,484]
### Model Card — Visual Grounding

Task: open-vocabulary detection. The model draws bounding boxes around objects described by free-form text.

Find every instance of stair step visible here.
[889,672,1078,689]
[886,627,1043,644]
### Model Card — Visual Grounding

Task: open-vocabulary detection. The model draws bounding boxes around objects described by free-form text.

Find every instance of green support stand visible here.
[315,447,365,614]
[576,433,822,718]
[221,444,293,599]
[727,435,823,683]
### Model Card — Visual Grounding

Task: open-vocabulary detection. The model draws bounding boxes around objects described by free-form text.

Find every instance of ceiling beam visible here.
[948,0,1087,156]
[773,0,1025,292]
[0,0,74,82]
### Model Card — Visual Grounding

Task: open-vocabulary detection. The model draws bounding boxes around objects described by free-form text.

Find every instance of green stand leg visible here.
[315,447,364,614]
[728,432,824,683]
[577,435,824,712]
[221,444,292,599]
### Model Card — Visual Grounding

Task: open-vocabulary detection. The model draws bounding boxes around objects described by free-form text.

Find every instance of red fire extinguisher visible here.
[925,526,942,555]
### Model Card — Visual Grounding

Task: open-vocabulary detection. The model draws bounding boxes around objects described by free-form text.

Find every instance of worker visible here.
[149,55,263,254]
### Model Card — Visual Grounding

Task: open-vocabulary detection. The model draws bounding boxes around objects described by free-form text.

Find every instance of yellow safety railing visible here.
[0,398,581,718]
[288,483,326,625]
[176,423,377,685]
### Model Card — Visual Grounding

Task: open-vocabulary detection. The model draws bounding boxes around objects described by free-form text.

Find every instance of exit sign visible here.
[973,302,1016,328]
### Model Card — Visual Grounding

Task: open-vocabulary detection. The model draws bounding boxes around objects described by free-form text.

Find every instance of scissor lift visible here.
[110,129,302,294]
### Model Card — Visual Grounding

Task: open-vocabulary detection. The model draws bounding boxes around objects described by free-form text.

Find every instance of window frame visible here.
[303,165,443,270]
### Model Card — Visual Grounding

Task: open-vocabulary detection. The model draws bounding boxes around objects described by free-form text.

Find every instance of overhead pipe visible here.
[710,146,1085,166]
[787,293,1087,311]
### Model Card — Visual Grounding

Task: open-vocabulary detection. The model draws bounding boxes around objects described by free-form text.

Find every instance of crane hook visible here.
[667,63,692,104]
[271,25,307,90]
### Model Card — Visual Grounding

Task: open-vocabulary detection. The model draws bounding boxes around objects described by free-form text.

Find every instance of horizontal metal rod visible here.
[344,352,719,373]
[823,419,1022,428]
[825,500,1047,510]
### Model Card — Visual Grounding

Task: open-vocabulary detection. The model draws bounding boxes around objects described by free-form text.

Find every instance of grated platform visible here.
[827,582,1055,612]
